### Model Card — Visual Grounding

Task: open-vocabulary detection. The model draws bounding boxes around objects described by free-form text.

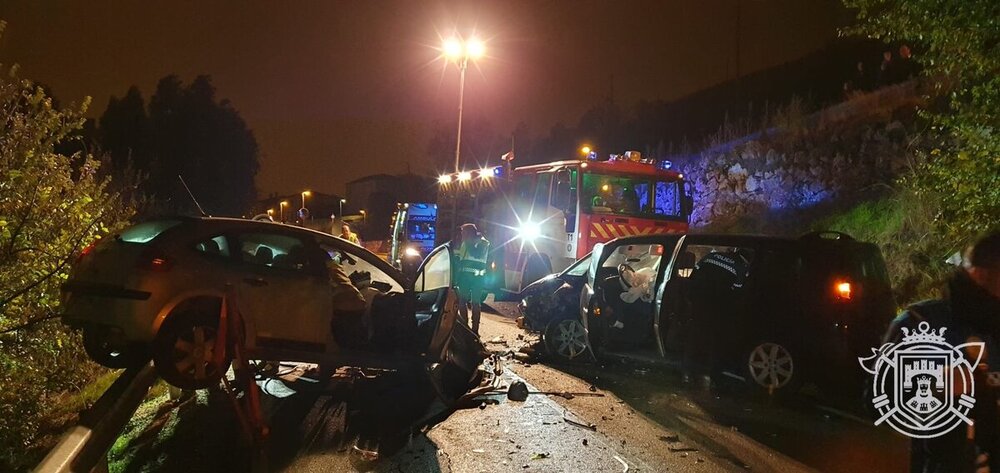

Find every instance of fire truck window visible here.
[534,174,552,208]
[654,181,682,217]
[582,173,654,216]
[551,170,578,232]
[515,174,535,200]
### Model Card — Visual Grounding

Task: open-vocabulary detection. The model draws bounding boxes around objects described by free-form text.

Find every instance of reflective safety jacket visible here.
[458,236,491,277]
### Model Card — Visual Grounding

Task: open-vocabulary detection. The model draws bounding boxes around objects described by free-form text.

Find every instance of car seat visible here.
[254,246,274,265]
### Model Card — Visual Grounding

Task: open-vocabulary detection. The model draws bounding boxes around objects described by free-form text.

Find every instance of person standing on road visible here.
[340,223,361,245]
[883,231,1000,473]
[455,223,490,335]
[683,248,751,389]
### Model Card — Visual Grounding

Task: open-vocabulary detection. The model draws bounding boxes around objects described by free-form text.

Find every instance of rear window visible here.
[800,242,892,299]
[118,220,182,243]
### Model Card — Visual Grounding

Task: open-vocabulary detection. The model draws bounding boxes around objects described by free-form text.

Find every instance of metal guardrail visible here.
[35,362,158,473]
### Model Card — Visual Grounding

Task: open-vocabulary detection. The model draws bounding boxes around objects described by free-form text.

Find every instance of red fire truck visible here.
[433,151,692,293]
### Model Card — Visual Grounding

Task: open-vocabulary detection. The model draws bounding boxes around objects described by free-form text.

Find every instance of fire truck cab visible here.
[435,151,692,294]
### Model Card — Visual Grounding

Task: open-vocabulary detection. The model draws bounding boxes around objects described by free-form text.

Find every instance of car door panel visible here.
[234,232,332,356]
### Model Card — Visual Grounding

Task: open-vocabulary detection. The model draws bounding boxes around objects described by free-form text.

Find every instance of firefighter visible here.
[884,231,1000,472]
[456,223,490,335]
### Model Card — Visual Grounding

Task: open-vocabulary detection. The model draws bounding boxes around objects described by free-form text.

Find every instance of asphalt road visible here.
[111,304,909,472]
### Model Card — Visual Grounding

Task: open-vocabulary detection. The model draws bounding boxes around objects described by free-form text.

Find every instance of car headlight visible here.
[518,221,541,241]
[403,247,421,258]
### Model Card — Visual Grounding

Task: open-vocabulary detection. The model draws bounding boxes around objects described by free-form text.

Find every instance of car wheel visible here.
[745,341,799,395]
[544,318,589,361]
[82,328,148,369]
[153,311,231,390]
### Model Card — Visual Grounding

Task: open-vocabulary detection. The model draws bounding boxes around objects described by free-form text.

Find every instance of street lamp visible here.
[360,209,367,223]
[267,208,274,219]
[580,145,592,156]
[279,201,288,222]
[301,190,311,210]
[339,198,346,219]
[442,35,485,172]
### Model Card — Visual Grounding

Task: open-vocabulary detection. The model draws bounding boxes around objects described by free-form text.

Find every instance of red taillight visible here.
[78,241,98,262]
[834,280,852,301]
[138,249,172,271]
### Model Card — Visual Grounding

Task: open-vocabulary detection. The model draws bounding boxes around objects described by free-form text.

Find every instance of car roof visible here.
[600,231,868,249]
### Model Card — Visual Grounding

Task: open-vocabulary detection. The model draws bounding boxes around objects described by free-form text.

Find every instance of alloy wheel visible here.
[747,342,794,392]
[549,319,589,360]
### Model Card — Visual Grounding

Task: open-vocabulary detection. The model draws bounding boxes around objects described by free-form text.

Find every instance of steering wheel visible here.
[618,263,636,288]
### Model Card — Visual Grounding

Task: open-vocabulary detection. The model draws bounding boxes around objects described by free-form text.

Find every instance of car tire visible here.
[153,311,232,390]
[522,254,552,289]
[744,340,801,396]
[544,318,589,361]
[82,328,148,369]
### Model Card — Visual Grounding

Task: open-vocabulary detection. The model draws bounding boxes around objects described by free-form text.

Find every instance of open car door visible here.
[412,245,485,402]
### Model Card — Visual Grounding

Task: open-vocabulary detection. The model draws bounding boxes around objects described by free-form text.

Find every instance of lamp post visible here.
[360,209,367,223]
[442,36,485,173]
[279,201,288,222]
[339,198,346,219]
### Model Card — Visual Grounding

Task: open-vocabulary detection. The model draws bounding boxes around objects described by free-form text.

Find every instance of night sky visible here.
[0,0,847,196]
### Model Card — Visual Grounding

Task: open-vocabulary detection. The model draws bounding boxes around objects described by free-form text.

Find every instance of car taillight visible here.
[77,241,98,262]
[138,249,173,271]
[834,280,852,301]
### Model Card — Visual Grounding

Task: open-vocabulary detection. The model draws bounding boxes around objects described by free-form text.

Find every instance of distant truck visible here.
[389,202,438,276]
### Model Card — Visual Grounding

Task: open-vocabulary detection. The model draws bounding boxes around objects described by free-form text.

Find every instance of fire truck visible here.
[431,151,692,294]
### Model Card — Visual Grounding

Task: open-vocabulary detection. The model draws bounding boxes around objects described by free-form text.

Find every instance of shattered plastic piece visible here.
[531,452,550,460]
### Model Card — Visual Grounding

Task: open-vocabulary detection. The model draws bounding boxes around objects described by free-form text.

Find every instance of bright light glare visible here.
[467,39,485,58]
[518,221,541,241]
[438,174,452,184]
[443,38,463,60]
[404,247,421,257]
[457,171,472,181]
[835,281,852,300]
[580,146,591,155]
[480,168,493,179]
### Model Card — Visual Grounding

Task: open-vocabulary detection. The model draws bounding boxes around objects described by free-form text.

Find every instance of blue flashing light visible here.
[657,160,673,170]
[493,166,503,177]
[587,151,599,161]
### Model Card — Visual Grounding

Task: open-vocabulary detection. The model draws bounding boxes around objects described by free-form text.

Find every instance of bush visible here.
[0,22,133,470]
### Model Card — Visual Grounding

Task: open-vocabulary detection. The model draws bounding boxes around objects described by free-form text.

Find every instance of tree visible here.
[844,0,1000,240]
[0,21,134,467]
[99,75,260,216]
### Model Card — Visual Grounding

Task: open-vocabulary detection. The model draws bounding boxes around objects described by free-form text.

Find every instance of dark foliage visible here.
[98,75,260,216]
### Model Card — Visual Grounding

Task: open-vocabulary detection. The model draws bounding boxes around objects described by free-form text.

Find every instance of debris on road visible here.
[503,381,607,402]
[669,447,699,453]
[531,452,551,460]
[614,454,630,472]
[563,410,597,431]
[658,434,681,443]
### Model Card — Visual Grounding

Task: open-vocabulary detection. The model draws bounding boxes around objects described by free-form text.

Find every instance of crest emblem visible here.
[859,321,983,439]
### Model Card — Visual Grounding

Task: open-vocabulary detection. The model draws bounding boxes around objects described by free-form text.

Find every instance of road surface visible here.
[110,305,908,472]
